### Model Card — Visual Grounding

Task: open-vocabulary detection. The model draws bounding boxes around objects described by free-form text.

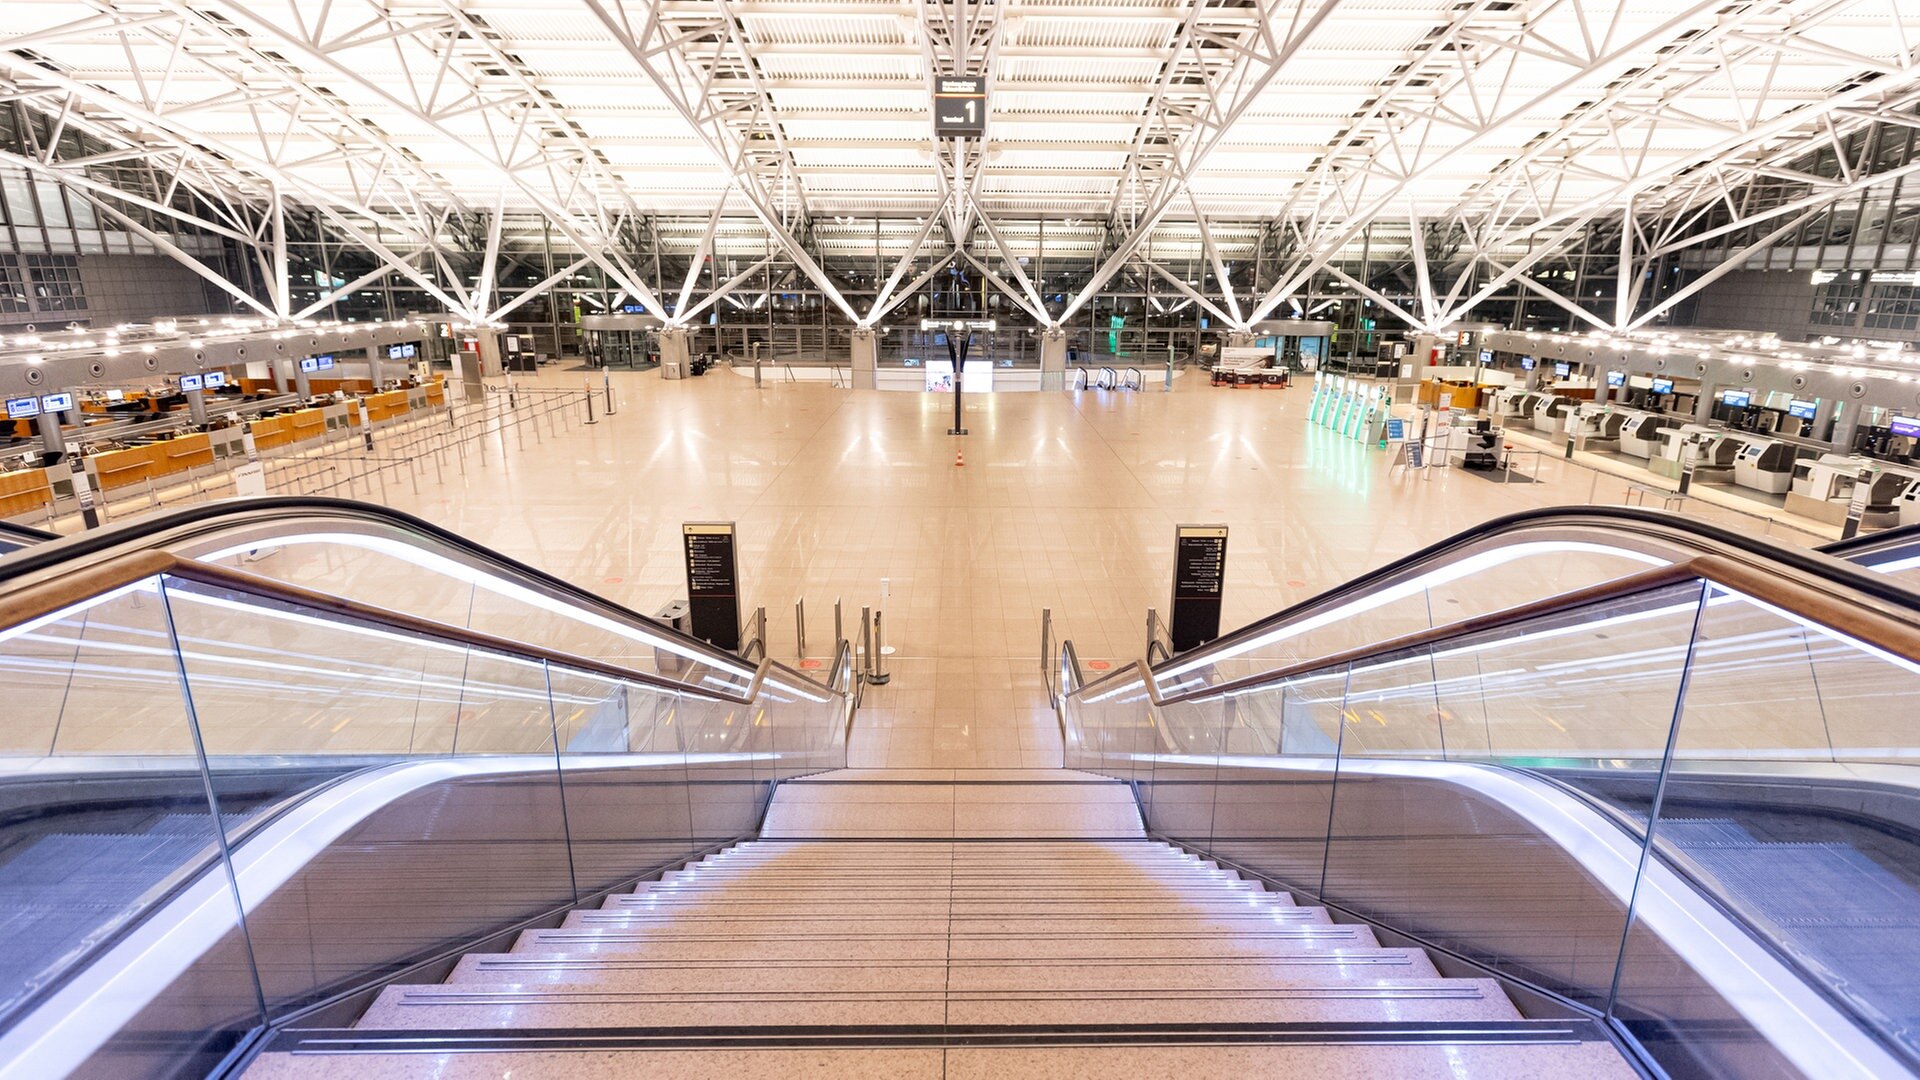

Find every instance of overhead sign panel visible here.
[933,77,986,138]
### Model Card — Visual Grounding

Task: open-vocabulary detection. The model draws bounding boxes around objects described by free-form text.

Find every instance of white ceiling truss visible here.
[0,0,1917,334]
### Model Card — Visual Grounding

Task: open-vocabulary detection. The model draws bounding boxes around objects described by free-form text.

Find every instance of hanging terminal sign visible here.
[933,77,987,138]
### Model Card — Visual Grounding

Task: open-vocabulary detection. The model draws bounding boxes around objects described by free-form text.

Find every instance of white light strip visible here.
[0,753,743,1080]
[1142,754,1909,1080]
[190,532,830,703]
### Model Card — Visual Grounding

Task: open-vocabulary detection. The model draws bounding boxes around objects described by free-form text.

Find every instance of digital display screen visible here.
[39,393,74,412]
[388,345,405,360]
[1651,378,1674,395]
[1520,357,1536,370]
[316,355,335,369]
[1720,390,1751,408]
[204,371,227,388]
[1606,370,1626,387]
[1478,350,1492,364]
[1554,362,1571,378]
[179,374,204,392]
[1891,415,1920,439]
[300,358,319,372]
[6,398,39,419]
[1788,398,1817,419]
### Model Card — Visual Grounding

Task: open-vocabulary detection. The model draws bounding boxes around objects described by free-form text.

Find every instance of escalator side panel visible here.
[1140,760,1814,1080]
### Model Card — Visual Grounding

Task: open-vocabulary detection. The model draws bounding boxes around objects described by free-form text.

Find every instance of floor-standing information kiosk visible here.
[683,521,742,651]
[1169,525,1229,653]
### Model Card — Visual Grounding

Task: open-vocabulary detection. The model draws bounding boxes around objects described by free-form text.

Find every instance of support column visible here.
[1039,328,1067,391]
[850,328,877,390]
[366,344,384,389]
[185,388,208,425]
[1822,396,1852,449]
[293,358,312,398]
[270,357,288,394]
[659,328,691,379]
[453,330,500,402]
[33,408,66,462]
[1693,384,1716,424]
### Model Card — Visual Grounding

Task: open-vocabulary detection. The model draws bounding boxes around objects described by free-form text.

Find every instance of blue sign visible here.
[179,374,204,392]
[1720,389,1751,408]
[1651,378,1674,395]
[1606,370,1625,387]
[1554,362,1571,378]
[204,371,227,388]
[1788,398,1817,420]
[300,358,319,372]
[1520,357,1536,370]
[6,397,39,420]
[316,355,335,369]
[1385,418,1406,441]
[39,393,74,413]
[619,303,648,314]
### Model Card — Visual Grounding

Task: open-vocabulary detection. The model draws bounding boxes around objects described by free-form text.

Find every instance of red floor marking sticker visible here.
[1287,579,1307,587]
[602,577,623,584]
[799,659,824,669]
[1088,660,1112,671]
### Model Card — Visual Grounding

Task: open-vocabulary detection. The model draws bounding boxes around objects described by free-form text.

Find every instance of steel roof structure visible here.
[3,0,1920,334]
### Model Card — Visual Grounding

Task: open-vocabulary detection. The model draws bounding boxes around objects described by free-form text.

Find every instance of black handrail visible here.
[0,495,817,689]
[1074,505,1920,698]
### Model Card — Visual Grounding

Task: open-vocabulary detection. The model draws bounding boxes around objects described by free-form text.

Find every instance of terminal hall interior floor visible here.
[310,367,1826,770]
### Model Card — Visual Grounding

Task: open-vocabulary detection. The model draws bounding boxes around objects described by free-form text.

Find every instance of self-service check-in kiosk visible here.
[1529,395,1574,436]
[1618,412,1679,459]
[1730,437,1796,495]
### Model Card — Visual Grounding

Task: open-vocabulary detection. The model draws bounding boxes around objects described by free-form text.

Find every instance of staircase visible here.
[246,770,1634,1078]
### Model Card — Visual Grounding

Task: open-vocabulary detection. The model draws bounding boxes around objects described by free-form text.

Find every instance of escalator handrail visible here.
[0,520,58,544]
[1125,562,1705,708]
[0,495,834,694]
[0,546,788,708]
[1073,504,1920,700]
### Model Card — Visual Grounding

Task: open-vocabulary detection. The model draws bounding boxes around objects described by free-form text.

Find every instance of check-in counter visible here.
[288,408,328,442]
[424,376,447,407]
[250,414,293,450]
[363,389,411,423]
[0,466,54,518]
[88,443,158,490]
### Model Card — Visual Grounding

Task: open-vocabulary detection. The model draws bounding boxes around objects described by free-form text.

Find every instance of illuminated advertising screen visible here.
[1651,378,1674,395]
[1891,415,1920,438]
[1787,399,1817,420]
[1554,362,1571,378]
[1720,390,1751,408]
[1606,371,1625,387]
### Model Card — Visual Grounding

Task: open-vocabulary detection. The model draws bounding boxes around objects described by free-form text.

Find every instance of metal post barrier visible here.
[584,385,597,425]
[795,598,807,661]
[860,605,872,681]
[605,371,616,415]
[834,598,843,649]
[869,610,891,685]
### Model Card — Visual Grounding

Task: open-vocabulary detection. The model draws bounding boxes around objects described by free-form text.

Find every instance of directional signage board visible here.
[683,522,742,652]
[933,77,986,138]
[1169,525,1228,654]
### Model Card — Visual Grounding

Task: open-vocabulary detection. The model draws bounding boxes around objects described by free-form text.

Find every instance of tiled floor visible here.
[244,366,1827,769]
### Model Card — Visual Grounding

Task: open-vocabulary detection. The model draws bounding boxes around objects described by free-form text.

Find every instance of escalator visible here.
[1062,507,1920,1080]
[3,500,1920,1078]
[0,497,855,1079]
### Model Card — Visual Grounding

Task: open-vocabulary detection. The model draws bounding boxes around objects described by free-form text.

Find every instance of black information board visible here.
[1169,525,1228,653]
[933,77,986,138]
[683,522,741,651]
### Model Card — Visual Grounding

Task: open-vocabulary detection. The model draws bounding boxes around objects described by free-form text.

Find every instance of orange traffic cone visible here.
[955,448,965,467]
